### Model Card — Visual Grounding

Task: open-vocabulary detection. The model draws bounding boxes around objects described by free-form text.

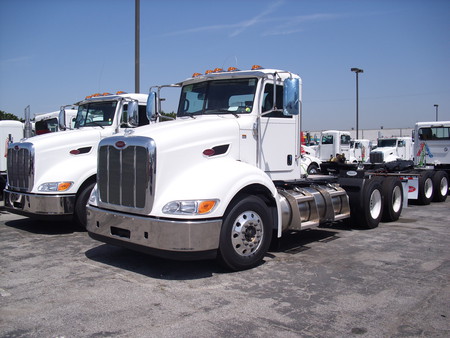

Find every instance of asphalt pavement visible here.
[1,199,449,337]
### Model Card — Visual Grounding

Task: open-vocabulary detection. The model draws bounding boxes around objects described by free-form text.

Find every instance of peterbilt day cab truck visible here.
[4,92,149,227]
[34,108,78,135]
[86,66,413,271]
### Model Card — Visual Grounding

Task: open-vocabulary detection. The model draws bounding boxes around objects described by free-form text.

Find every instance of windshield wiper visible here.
[204,109,239,118]
[85,121,105,129]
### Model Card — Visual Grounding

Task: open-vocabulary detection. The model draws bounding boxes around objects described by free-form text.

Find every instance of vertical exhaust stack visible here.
[24,105,33,139]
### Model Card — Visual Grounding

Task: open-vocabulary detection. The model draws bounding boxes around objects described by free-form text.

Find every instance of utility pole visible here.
[135,0,140,93]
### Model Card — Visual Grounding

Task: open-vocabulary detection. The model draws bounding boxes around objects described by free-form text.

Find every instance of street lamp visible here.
[434,104,439,121]
[351,67,364,139]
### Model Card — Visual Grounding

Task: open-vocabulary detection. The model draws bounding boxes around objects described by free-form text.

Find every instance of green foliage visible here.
[0,110,21,121]
[159,111,176,121]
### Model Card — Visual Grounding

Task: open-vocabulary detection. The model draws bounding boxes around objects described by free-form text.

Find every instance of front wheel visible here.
[217,195,272,271]
[74,182,96,229]
[307,163,320,175]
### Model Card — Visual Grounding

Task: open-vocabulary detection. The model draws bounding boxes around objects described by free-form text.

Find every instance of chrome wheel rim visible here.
[370,189,382,219]
[231,211,264,257]
[424,178,433,199]
[392,185,402,213]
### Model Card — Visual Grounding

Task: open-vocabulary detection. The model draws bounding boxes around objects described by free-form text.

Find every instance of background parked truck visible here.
[370,137,414,163]
[86,66,422,271]
[4,92,149,227]
[0,120,24,200]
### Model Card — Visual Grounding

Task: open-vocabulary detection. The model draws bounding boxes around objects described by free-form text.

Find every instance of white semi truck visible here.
[370,137,414,163]
[86,66,421,271]
[317,130,351,161]
[34,108,78,135]
[4,92,149,227]
[413,121,450,202]
[0,120,24,199]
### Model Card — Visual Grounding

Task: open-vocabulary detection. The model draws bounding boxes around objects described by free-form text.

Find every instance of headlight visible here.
[162,199,219,215]
[38,182,73,192]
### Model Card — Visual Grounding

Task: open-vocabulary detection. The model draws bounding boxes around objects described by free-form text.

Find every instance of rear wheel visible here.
[350,179,383,229]
[432,171,448,202]
[417,171,434,205]
[381,177,403,222]
[217,195,272,271]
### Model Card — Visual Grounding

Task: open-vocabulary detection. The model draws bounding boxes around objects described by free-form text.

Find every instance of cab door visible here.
[260,82,299,180]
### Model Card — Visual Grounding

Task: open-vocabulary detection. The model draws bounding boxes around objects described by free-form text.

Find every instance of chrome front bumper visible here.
[3,189,76,216]
[86,205,222,258]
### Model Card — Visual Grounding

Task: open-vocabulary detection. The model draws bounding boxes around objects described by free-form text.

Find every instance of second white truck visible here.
[4,92,149,227]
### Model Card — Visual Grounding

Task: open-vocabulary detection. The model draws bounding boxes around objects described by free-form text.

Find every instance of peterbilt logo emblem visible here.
[115,141,126,148]
[14,145,20,151]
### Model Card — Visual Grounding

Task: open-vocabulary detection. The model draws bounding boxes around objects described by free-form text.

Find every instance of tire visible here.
[381,177,403,222]
[217,195,272,271]
[307,163,320,175]
[350,179,384,229]
[432,171,448,202]
[417,171,434,205]
[74,182,96,229]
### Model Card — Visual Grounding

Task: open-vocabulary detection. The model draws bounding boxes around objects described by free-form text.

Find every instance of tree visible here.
[0,110,21,121]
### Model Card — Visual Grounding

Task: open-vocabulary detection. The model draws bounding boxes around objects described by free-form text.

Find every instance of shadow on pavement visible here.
[85,243,225,280]
[85,227,346,280]
[4,217,82,235]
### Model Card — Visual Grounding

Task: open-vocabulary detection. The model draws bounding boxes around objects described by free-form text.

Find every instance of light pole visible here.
[135,0,140,93]
[351,67,364,139]
[434,104,439,121]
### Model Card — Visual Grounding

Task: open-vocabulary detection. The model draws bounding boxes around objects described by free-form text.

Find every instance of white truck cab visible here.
[86,66,403,271]
[34,108,78,135]
[414,121,450,167]
[318,130,351,161]
[4,92,149,226]
[370,137,413,163]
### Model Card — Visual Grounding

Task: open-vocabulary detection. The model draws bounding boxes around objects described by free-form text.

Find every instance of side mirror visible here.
[283,78,300,116]
[127,100,139,127]
[146,91,157,122]
[58,107,66,130]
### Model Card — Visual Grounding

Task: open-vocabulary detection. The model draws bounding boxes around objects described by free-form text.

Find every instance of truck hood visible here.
[122,115,241,152]
[13,127,115,192]
[21,127,108,152]
[371,147,396,156]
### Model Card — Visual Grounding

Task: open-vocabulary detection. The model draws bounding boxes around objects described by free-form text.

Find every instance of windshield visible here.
[177,78,257,117]
[74,101,117,128]
[377,139,397,147]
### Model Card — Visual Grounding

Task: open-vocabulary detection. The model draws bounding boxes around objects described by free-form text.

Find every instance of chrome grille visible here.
[97,136,156,214]
[7,143,34,192]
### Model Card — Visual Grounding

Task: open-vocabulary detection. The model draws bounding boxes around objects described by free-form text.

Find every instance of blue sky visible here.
[1,0,449,131]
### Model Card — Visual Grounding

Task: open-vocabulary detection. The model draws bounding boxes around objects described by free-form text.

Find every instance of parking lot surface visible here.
[1,200,449,337]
